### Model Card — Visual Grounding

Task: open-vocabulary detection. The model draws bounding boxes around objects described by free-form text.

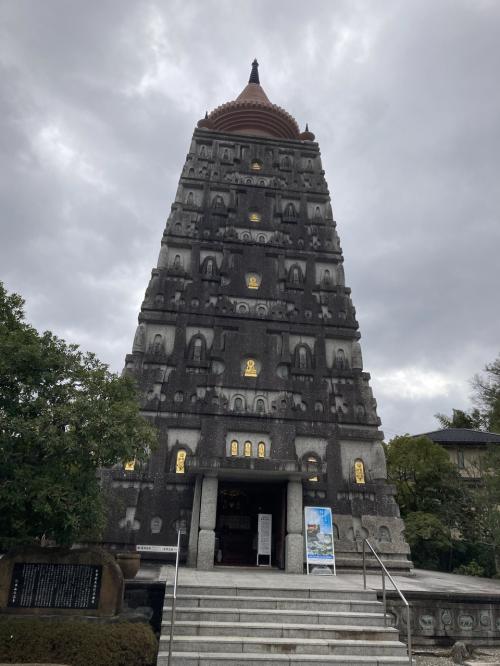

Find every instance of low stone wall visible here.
[384,590,500,646]
[124,580,165,634]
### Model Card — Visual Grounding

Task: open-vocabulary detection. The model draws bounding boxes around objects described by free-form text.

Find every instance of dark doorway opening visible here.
[215,481,286,568]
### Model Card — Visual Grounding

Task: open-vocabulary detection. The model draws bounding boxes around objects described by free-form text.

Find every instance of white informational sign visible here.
[257,513,272,566]
[136,544,178,554]
[304,506,336,575]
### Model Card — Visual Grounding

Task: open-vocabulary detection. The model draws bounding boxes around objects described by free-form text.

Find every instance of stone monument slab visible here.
[0,546,123,617]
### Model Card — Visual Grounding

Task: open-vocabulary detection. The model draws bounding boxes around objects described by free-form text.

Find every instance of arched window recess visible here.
[186,333,208,366]
[201,256,218,278]
[283,202,297,221]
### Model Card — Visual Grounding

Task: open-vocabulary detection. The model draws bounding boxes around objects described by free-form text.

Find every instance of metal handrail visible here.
[362,539,412,665]
[167,530,181,666]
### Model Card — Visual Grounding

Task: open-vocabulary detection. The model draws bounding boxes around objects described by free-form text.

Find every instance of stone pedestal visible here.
[285,480,303,573]
[196,476,218,570]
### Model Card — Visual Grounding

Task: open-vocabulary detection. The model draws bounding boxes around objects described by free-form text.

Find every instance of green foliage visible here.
[435,354,500,433]
[386,434,477,571]
[472,356,500,433]
[453,560,485,577]
[0,282,157,548]
[435,408,482,430]
[403,511,452,569]
[0,618,157,666]
[385,434,470,525]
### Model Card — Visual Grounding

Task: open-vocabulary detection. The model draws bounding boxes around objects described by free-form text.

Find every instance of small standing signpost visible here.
[304,506,336,575]
[144,533,181,666]
[257,513,272,566]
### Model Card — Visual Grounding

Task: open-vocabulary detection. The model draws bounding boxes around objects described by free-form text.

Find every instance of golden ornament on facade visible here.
[244,359,258,377]
[230,440,238,456]
[354,459,365,484]
[124,460,136,471]
[176,449,186,474]
[244,441,252,457]
[247,275,259,289]
[258,442,265,458]
[249,212,261,222]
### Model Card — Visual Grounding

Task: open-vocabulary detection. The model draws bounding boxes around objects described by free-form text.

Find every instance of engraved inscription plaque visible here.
[8,563,102,610]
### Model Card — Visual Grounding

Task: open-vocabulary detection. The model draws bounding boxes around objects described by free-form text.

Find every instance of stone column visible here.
[187,475,202,567]
[285,479,303,573]
[196,475,218,570]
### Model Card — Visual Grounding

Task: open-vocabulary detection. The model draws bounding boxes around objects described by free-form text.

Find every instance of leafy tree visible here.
[403,512,452,569]
[435,408,482,430]
[386,434,473,570]
[385,435,470,522]
[0,282,157,549]
[435,355,500,433]
[472,356,500,433]
[464,445,500,574]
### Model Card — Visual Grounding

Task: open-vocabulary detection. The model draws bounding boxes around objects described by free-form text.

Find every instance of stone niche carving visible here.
[132,323,146,353]
[294,437,327,461]
[167,428,200,453]
[150,517,162,534]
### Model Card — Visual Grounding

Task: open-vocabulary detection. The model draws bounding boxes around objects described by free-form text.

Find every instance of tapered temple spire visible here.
[249,58,260,84]
[198,57,300,139]
[103,59,413,575]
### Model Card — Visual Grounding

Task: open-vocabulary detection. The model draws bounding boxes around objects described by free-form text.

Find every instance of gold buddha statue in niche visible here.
[230,440,238,456]
[257,442,265,458]
[249,212,261,223]
[244,359,258,377]
[247,275,260,289]
[244,441,252,457]
[354,459,365,484]
[176,449,186,474]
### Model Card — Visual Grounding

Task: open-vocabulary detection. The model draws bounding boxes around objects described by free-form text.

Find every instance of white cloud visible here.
[373,366,462,401]
[33,124,110,194]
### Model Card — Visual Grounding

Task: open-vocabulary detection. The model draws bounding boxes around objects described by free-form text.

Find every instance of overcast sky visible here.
[1,0,499,437]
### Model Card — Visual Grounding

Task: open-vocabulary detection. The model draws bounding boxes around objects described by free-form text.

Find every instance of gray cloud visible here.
[1,0,499,437]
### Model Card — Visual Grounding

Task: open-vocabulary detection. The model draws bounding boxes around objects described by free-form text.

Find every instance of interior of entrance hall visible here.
[215,481,286,568]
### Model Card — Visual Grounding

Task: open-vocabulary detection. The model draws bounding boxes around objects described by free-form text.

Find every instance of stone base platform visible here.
[135,563,500,649]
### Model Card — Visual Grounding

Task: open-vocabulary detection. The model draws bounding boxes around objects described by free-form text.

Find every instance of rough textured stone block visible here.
[197,529,215,570]
[199,477,218,531]
[285,533,304,574]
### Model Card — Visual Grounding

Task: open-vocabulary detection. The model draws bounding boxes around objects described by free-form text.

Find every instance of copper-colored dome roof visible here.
[198,60,302,140]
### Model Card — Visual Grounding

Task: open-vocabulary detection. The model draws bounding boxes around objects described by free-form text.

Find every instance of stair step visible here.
[164,635,407,657]
[170,620,398,640]
[171,586,377,601]
[157,650,414,665]
[164,606,387,627]
[170,593,382,612]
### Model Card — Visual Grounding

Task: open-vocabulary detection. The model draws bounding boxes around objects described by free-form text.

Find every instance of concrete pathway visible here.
[136,563,500,597]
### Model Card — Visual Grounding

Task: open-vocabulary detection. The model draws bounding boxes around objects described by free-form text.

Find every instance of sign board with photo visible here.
[304,506,336,575]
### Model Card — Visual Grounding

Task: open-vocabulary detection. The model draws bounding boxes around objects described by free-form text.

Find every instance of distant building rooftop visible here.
[416,428,500,445]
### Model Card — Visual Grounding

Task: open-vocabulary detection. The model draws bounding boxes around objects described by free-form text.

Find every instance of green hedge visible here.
[0,618,157,666]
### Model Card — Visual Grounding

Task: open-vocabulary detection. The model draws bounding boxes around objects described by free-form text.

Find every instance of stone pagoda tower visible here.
[101,60,411,572]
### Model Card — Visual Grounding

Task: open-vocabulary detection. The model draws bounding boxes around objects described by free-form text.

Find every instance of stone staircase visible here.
[157,581,412,665]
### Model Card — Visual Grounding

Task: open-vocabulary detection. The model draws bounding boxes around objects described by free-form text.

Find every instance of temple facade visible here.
[101,61,411,572]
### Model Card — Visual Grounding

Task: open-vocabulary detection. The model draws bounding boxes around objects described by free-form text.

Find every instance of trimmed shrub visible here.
[453,559,486,577]
[0,618,157,666]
